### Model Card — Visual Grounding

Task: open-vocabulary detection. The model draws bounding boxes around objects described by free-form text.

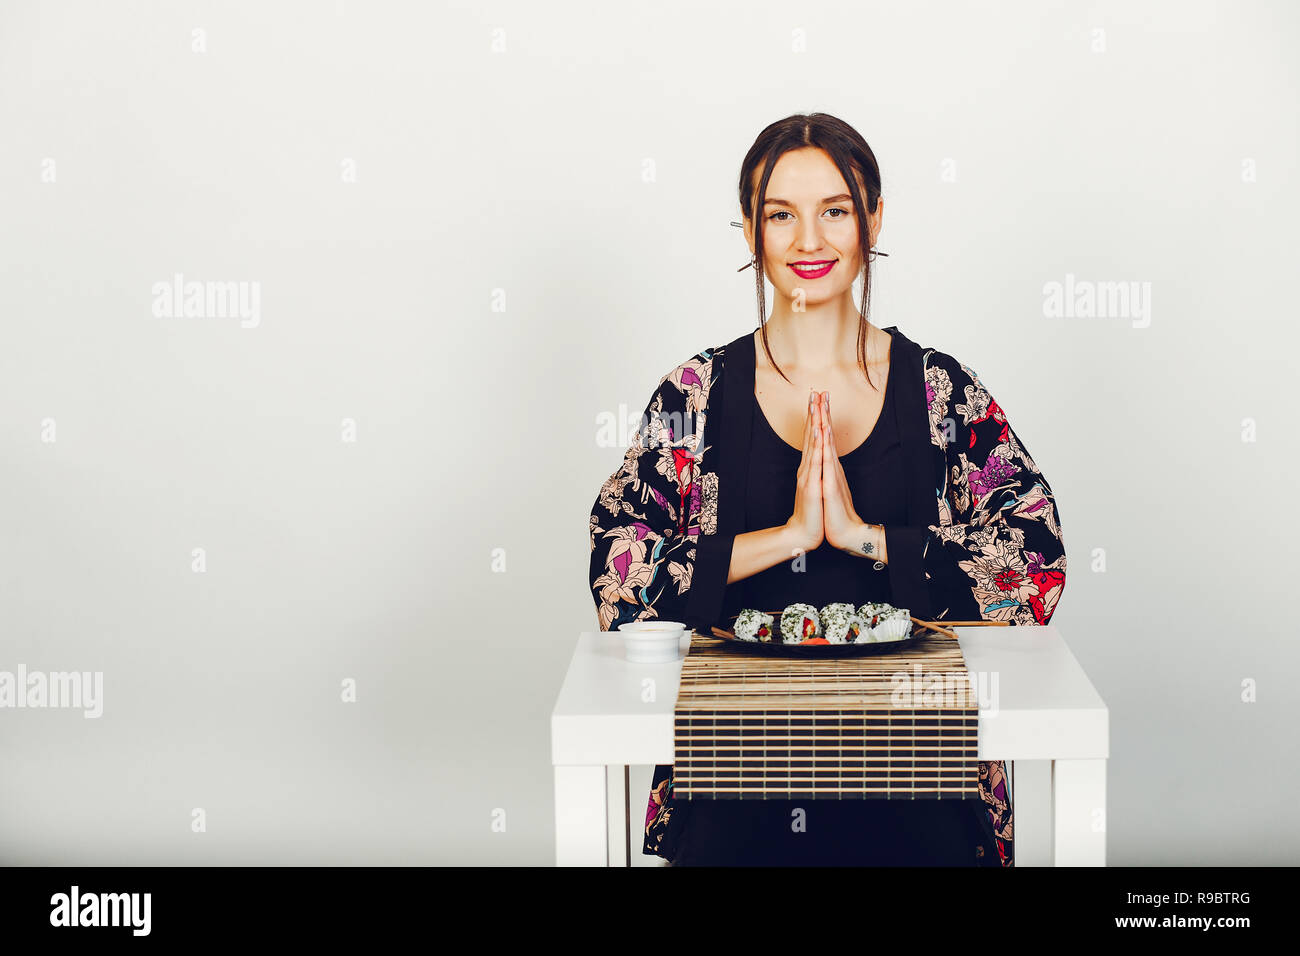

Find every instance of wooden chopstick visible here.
[909,617,958,639]
[909,619,1011,637]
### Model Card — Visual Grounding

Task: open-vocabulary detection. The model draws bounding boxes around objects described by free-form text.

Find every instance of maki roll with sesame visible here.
[850,615,876,644]
[780,603,822,644]
[733,609,774,642]
[819,603,859,645]
[856,602,895,629]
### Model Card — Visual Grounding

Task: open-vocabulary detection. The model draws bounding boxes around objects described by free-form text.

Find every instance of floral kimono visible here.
[587,324,1067,866]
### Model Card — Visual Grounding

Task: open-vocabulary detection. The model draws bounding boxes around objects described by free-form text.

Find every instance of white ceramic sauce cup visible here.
[617,621,687,663]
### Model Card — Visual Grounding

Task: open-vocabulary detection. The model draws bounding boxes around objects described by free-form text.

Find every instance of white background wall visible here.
[1,0,1295,864]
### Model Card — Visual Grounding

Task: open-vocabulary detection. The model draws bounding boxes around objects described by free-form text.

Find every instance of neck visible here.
[761,296,878,374]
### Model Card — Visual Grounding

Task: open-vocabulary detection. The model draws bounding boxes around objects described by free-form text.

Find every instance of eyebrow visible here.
[763,193,853,207]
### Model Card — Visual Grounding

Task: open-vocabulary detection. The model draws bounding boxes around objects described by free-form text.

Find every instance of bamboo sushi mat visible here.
[673,632,980,799]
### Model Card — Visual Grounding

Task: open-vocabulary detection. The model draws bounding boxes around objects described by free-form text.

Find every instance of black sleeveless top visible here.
[674,333,1000,867]
[720,339,905,621]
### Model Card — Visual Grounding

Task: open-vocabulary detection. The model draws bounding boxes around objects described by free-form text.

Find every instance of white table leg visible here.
[605,764,630,867]
[1014,760,1053,867]
[1052,758,1107,866]
[555,765,608,866]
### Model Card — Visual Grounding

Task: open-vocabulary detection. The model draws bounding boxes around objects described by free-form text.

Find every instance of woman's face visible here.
[744,146,882,307]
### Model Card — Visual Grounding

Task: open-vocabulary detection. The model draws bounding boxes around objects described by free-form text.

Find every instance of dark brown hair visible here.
[739,113,885,388]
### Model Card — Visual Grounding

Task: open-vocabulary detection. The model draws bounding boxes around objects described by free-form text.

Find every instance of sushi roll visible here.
[733,609,774,642]
[780,603,822,644]
[856,601,895,629]
[819,603,856,644]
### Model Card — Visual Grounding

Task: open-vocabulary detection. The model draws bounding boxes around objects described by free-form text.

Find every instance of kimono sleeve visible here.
[588,376,733,634]
[885,359,1067,625]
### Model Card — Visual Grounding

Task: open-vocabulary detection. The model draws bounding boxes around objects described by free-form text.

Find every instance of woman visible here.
[588,113,1067,866]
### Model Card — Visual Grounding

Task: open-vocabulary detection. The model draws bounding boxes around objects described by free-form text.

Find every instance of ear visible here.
[867,198,883,248]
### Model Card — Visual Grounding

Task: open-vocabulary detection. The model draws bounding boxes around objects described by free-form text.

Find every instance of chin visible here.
[783,285,848,305]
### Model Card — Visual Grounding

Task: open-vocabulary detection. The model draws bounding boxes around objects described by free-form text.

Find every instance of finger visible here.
[822,428,839,497]
[826,440,846,498]
[824,418,851,504]
[820,399,844,492]
[826,394,845,482]
[823,409,846,490]
[798,390,815,479]
[820,392,835,458]
[812,399,823,473]
[820,400,838,484]
[802,389,815,459]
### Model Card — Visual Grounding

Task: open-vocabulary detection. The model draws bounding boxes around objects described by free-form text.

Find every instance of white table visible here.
[552,625,1108,866]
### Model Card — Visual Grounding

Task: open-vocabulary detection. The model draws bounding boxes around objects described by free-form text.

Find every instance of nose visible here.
[796,214,825,252]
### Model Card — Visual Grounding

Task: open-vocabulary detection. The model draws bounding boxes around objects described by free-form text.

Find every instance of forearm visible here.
[725,524,806,586]
[831,521,888,565]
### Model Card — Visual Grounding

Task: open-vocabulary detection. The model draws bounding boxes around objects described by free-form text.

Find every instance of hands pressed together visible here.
[785,390,884,562]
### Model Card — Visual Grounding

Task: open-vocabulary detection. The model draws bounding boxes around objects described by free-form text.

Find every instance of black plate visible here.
[706,613,928,657]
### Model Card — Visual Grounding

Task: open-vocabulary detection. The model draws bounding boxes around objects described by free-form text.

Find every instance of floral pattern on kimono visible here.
[589,336,1066,868]
[589,350,719,633]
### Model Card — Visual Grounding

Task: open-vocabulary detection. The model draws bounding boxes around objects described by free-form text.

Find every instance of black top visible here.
[674,334,1000,867]
[720,339,905,622]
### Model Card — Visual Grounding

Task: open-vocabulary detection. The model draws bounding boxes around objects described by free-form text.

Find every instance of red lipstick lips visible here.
[788,260,836,279]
